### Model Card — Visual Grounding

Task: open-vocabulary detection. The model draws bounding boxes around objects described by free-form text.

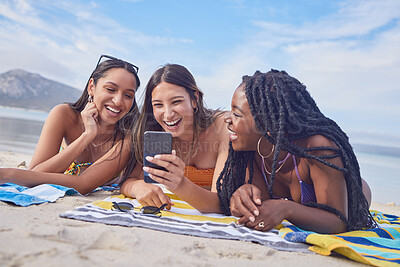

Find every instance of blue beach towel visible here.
[279,210,400,267]
[0,183,117,206]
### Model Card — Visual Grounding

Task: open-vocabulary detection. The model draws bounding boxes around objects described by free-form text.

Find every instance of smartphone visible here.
[143,131,173,183]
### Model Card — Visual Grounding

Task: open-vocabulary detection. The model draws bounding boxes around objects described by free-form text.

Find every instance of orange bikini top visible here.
[184,166,215,187]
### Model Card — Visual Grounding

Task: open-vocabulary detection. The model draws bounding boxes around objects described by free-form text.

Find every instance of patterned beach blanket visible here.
[280,210,400,267]
[0,183,116,206]
[60,187,309,252]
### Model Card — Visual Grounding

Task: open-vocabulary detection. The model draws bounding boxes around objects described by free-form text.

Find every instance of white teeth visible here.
[165,118,181,126]
[106,106,120,113]
[228,128,236,135]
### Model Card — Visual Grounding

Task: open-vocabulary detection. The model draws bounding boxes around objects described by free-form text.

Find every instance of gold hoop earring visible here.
[193,107,198,113]
[257,137,274,158]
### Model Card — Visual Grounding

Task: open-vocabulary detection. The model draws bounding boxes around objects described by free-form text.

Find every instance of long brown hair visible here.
[69,58,140,182]
[132,63,223,164]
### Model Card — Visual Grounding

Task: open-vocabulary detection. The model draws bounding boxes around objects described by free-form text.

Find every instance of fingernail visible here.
[143,167,149,172]
[146,156,153,161]
[254,210,259,216]
[249,216,255,222]
[154,155,161,159]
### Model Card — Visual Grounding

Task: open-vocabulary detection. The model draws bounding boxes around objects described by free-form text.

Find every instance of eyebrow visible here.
[104,81,136,93]
[232,105,244,114]
[152,95,184,103]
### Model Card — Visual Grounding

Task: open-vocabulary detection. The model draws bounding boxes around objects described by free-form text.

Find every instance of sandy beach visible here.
[1,150,399,267]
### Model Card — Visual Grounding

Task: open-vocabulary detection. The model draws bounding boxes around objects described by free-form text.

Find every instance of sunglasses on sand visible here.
[112,201,167,217]
[96,54,139,74]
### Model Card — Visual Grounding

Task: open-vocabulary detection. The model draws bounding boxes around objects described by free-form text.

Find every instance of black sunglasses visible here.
[96,54,139,74]
[112,201,167,217]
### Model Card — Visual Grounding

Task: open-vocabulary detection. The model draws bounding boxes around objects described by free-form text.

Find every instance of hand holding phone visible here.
[143,131,172,183]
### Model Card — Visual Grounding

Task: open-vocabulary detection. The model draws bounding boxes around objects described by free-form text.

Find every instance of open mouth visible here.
[227,126,238,141]
[164,118,182,129]
[106,105,121,114]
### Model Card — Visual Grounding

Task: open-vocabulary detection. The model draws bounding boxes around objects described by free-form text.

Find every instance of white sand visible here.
[0,150,398,267]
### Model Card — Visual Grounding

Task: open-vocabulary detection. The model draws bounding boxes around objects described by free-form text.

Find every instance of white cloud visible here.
[198,0,400,134]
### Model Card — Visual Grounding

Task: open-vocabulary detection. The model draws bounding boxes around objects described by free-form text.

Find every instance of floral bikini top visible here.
[261,154,317,204]
[64,161,123,185]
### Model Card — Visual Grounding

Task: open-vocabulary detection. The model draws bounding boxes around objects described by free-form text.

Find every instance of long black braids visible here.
[217,69,376,231]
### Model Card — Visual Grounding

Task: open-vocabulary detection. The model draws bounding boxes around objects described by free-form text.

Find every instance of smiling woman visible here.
[0,55,141,195]
[120,64,229,212]
[217,69,375,234]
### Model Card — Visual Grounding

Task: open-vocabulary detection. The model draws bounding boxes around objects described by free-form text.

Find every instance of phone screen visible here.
[143,131,172,183]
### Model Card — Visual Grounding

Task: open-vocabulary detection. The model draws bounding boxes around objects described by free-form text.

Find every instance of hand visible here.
[81,101,99,139]
[230,184,262,224]
[243,199,289,232]
[131,180,173,210]
[142,150,186,191]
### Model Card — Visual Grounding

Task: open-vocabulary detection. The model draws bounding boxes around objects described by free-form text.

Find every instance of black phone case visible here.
[143,131,172,183]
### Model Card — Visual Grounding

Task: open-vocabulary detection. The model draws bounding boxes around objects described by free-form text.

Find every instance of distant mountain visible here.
[0,69,82,111]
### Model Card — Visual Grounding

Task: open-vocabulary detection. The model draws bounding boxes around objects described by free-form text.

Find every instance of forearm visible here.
[284,200,347,234]
[120,177,143,198]
[0,168,87,193]
[173,177,221,213]
[30,132,94,173]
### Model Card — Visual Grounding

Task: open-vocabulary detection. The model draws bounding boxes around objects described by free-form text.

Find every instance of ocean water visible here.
[0,106,399,205]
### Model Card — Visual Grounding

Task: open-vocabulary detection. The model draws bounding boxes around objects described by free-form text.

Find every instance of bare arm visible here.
[1,139,130,195]
[29,103,97,173]
[147,126,229,213]
[232,135,349,233]
[120,164,174,209]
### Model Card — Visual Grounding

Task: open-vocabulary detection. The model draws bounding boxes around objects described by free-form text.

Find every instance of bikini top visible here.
[261,154,317,204]
[64,161,123,185]
[184,165,215,187]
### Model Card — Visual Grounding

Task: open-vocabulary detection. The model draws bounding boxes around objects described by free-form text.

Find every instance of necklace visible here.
[174,139,198,165]
[91,134,113,147]
[257,138,290,175]
[261,153,290,175]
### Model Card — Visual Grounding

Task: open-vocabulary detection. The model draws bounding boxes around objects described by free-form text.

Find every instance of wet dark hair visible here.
[69,58,140,181]
[216,69,376,231]
[131,63,224,165]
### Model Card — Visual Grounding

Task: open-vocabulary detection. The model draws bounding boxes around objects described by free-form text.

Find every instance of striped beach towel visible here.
[280,210,400,267]
[60,186,309,252]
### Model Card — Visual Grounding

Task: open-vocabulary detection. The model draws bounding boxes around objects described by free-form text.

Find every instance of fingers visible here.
[244,220,272,232]
[230,191,257,223]
[251,186,262,206]
[154,153,185,168]
[135,183,173,210]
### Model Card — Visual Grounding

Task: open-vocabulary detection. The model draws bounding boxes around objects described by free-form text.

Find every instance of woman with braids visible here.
[218,69,375,234]
[0,55,140,194]
[120,64,229,211]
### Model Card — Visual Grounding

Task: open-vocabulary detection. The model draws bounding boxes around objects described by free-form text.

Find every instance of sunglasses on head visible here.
[111,201,167,217]
[96,54,139,74]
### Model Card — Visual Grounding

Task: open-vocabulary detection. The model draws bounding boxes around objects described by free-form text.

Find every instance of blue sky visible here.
[1,0,400,146]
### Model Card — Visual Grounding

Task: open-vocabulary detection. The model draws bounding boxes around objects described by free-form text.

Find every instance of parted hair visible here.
[69,58,140,181]
[131,63,224,165]
[216,69,375,231]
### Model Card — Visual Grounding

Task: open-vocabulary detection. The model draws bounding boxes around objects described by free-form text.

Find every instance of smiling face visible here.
[88,68,137,125]
[225,84,262,151]
[151,81,196,139]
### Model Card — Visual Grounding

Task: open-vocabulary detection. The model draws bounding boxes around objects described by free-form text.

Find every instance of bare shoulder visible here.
[305,134,337,149]
[212,112,229,142]
[48,104,80,125]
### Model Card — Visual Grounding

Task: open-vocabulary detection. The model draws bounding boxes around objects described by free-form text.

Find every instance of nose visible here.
[224,111,232,124]
[112,94,123,106]
[164,105,174,120]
